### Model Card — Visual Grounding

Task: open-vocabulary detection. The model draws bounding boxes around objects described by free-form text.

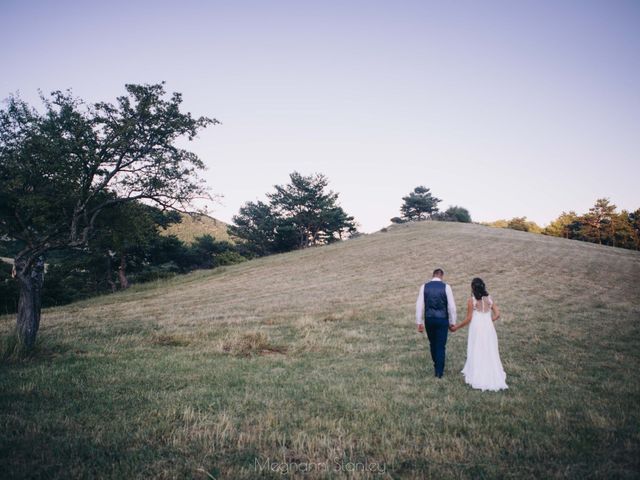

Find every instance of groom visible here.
[416,268,457,378]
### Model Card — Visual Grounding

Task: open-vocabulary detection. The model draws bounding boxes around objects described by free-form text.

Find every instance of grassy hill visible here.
[1,221,639,479]
[162,213,232,243]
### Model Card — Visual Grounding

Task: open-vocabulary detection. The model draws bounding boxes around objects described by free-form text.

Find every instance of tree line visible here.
[487,198,640,250]
[0,204,243,315]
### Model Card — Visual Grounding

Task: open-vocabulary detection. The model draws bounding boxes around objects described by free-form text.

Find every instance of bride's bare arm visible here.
[454,298,474,331]
[491,302,501,322]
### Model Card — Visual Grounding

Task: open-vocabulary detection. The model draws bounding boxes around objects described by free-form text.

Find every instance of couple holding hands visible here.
[416,268,508,391]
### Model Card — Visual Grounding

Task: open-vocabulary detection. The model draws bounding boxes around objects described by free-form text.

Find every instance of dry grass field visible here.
[1,221,639,479]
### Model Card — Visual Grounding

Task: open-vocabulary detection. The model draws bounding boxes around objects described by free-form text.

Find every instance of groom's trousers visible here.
[425,319,449,377]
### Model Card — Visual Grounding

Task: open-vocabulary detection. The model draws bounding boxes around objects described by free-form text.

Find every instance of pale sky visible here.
[2,0,638,232]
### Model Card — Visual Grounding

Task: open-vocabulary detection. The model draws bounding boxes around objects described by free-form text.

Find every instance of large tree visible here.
[581,198,617,245]
[0,83,217,350]
[268,172,357,248]
[400,186,441,221]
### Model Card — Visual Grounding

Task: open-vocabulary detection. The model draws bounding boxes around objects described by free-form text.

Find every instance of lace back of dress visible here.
[473,295,492,313]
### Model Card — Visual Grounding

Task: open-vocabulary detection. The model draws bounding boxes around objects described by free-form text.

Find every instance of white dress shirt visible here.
[415,277,457,326]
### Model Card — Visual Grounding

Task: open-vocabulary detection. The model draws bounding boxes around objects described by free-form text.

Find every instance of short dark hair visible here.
[433,268,444,276]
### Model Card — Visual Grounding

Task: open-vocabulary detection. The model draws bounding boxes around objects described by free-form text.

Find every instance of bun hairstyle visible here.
[471,277,489,300]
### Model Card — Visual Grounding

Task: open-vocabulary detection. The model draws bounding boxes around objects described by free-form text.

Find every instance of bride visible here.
[452,278,508,391]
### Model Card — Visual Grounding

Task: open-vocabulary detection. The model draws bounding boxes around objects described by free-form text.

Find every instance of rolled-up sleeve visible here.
[446,284,457,325]
[415,284,425,325]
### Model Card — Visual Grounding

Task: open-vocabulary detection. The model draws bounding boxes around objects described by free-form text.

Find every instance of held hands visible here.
[418,324,458,332]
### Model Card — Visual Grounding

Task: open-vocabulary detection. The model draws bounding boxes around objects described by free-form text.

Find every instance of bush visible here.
[131,262,181,283]
[214,250,246,266]
[434,206,472,223]
[506,217,542,233]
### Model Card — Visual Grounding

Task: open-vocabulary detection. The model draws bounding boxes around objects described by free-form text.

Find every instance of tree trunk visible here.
[106,252,116,293]
[14,256,45,350]
[118,253,129,289]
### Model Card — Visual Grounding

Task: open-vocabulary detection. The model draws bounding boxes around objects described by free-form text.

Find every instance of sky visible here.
[1,0,638,232]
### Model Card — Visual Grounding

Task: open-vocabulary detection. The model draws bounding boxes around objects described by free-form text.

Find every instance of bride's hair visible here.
[471,277,489,300]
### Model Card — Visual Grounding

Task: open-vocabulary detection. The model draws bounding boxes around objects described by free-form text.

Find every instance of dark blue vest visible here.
[424,280,449,321]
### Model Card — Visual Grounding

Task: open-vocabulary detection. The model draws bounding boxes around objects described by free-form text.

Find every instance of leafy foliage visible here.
[542,211,581,238]
[508,217,542,233]
[486,217,541,233]
[0,83,217,266]
[433,206,472,223]
[228,201,283,256]
[487,199,639,250]
[0,84,220,340]
[229,172,357,256]
[0,224,246,315]
[543,199,639,249]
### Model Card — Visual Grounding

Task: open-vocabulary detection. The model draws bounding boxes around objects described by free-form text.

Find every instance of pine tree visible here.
[581,198,617,245]
[400,186,442,221]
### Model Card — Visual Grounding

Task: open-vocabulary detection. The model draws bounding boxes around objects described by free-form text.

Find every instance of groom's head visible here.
[433,268,444,279]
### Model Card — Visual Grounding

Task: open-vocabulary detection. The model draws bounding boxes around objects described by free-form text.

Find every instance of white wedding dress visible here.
[461,296,508,391]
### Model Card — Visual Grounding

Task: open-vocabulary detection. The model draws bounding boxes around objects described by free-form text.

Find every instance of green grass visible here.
[1,221,639,479]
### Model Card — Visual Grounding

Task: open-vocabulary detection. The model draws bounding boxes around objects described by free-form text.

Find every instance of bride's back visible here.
[472,295,492,314]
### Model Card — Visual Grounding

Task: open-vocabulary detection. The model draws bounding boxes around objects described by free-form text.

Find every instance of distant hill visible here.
[161,213,232,243]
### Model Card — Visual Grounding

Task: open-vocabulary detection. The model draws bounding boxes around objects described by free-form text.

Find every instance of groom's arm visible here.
[446,285,457,326]
[416,285,425,332]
